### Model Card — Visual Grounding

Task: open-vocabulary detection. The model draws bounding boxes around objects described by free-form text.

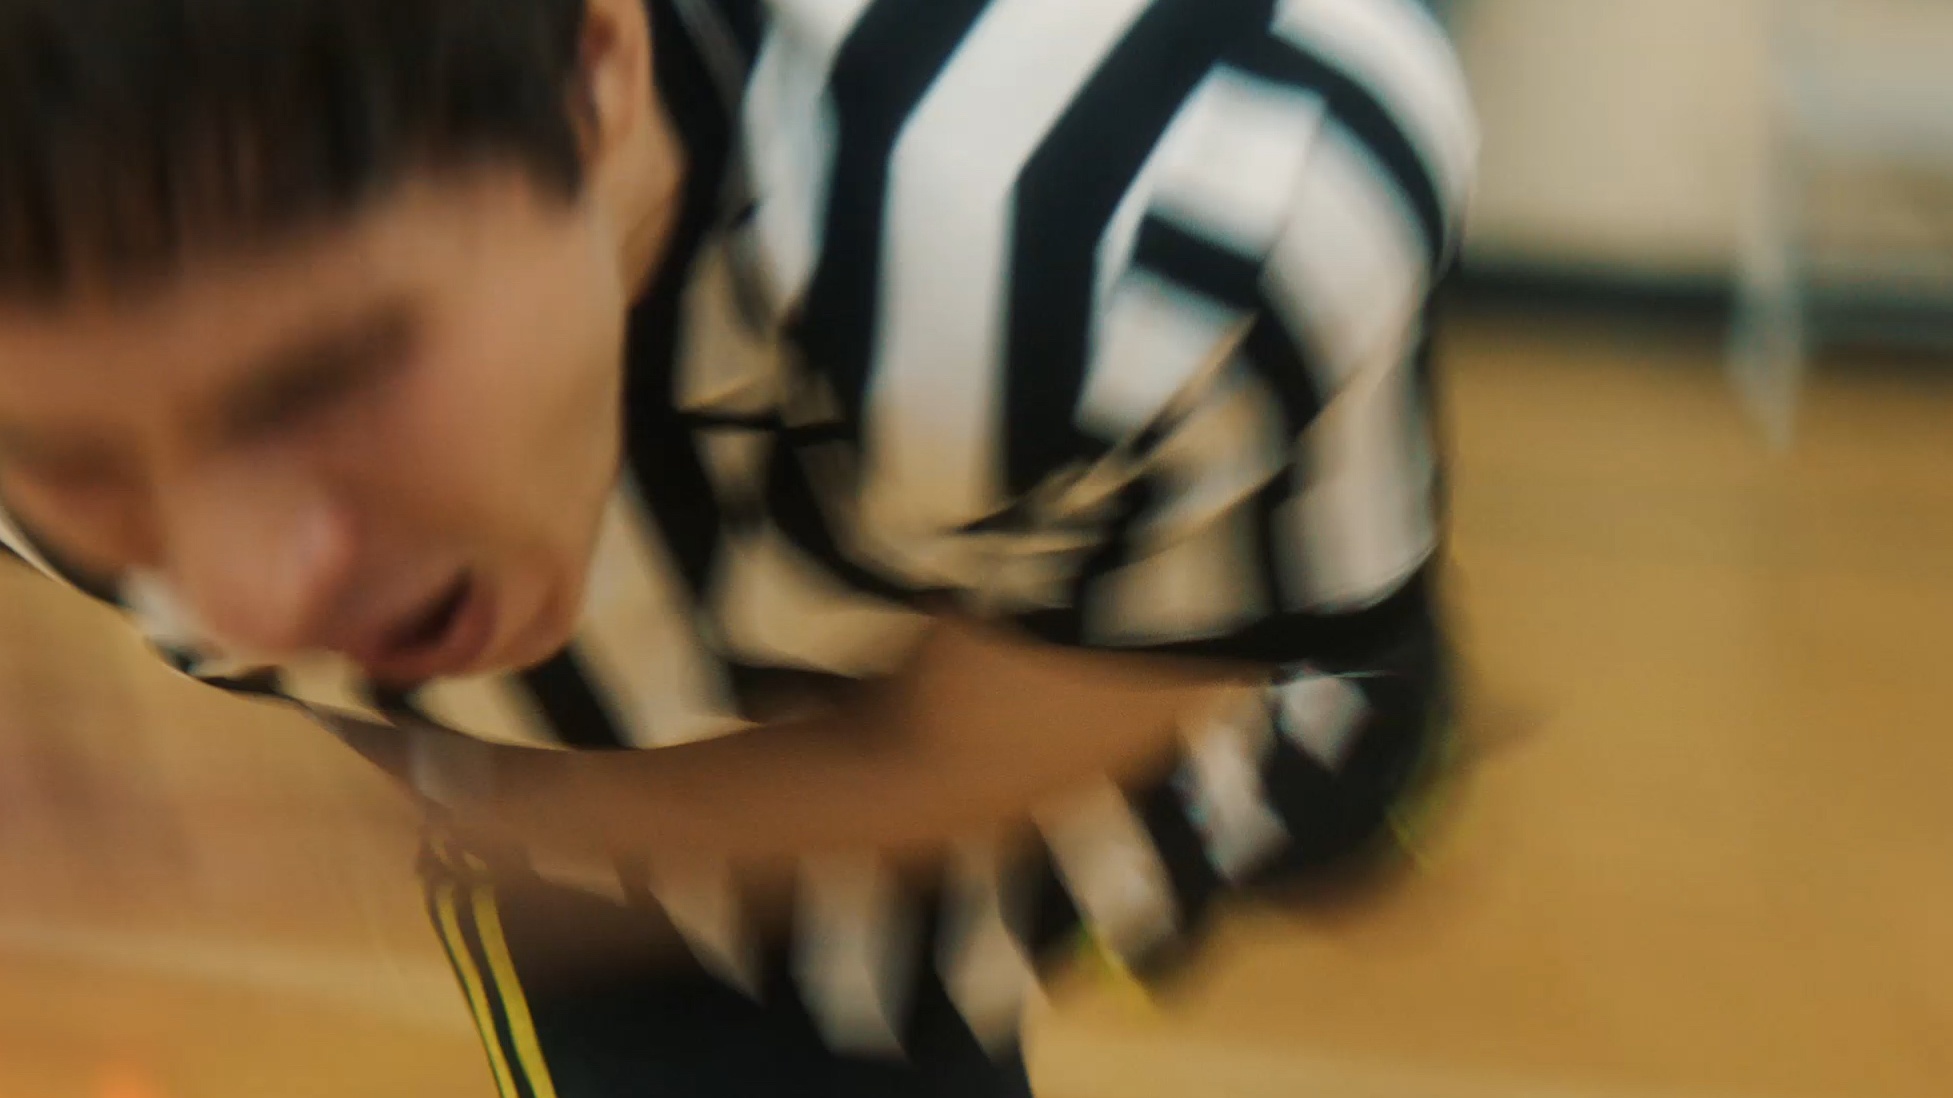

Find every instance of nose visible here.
[161,461,357,658]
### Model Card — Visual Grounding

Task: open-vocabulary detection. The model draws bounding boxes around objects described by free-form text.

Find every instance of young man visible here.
[0,0,1474,1094]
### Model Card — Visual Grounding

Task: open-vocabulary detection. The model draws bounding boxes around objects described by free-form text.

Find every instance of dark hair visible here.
[0,0,591,298]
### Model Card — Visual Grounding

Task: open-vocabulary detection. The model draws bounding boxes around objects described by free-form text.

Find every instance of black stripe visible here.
[1227,33,1448,268]
[623,0,737,600]
[366,682,435,724]
[1254,662,1439,885]
[680,410,782,431]
[1022,842,1085,964]
[160,646,201,675]
[1123,565,1434,667]
[1132,775,1223,951]
[199,667,288,700]
[519,648,631,750]
[708,0,766,58]
[1011,471,1161,648]
[1255,713,1354,873]
[722,661,862,723]
[626,413,725,599]
[895,880,1001,1073]
[792,0,998,439]
[1003,0,1276,495]
[1242,286,1330,438]
[763,435,930,604]
[1131,213,1264,313]
[423,893,502,1092]
[1247,470,1295,627]
[1238,302,1324,614]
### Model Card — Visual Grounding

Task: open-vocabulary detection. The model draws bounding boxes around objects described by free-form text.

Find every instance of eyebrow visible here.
[0,299,420,466]
[212,300,418,437]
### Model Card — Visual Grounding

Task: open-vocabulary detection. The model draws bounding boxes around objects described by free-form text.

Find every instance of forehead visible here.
[0,259,375,434]
[0,176,535,418]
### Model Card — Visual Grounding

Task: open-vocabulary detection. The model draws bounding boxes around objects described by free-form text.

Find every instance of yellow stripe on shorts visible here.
[432,877,521,1098]
[469,881,562,1098]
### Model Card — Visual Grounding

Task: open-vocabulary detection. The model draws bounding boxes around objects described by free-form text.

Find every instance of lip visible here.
[354,576,497,684]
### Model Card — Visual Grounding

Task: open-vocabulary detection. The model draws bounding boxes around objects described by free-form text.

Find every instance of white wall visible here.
[1456,0,1771,277]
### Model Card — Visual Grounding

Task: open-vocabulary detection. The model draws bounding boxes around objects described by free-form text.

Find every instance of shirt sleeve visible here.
[969,1,1476,978]
[1000,8,1474,674]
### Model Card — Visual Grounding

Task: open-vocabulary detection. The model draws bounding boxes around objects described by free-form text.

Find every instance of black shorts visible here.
[420,839,1037,1098]
[415,638,1447,1098]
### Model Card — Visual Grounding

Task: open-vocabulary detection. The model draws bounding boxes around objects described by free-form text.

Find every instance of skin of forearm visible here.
[328,619,1262,876]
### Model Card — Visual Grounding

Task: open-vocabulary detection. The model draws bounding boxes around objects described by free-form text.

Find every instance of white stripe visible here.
[278,654,388,725]
[1266,125,1428,391]
[674,244,789,417]
[1130,361,1288,550]
[1089,504,1265,646]
[1079,270,1249,444]
[1088,501,1266,647]
[1087,57,1323,343]
[1275,668,1369,769]
[711,520,929,676]
[123,572,217,656]
[1150,66,1329,258]
[964,527,1100,618]
[1090,54,1208,324]
[1180,693,1288,882]
[1274,0,1478,226]
[1281,334,1437,611]
[575,483,746,748]
[862,0,1157,584]
[741,0,875,314]
[0,499,69,589]
[525,851,631,906]
[697,429,774,501]
[938,840,1038,1052]
[416,675,559,749]
[1086,363,1287,646]
[1093,132,1170,327]
[795,855,916,1055]
[1038,781,1179,966]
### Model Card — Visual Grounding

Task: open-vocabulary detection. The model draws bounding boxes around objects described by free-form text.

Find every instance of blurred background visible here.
[4,2,1951,1095]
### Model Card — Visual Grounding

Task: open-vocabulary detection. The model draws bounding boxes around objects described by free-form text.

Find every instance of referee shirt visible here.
[0,0,1476,1054]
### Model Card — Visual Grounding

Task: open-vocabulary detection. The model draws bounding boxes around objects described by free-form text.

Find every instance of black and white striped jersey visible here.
[0,0,1475,1054]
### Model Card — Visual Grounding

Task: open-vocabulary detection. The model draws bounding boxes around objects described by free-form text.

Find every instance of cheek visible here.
[380,272,626,556]
[0,474,156,575]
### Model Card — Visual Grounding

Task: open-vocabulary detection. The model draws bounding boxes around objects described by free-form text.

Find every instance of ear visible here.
[569,0,656,174]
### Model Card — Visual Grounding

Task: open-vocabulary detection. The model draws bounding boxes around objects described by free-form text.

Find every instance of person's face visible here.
[0,170,633,682]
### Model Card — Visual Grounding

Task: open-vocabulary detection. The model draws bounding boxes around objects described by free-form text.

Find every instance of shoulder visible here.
[1128,0,1476,286]
[756,0,1475,305]
[1073,0,1477,441]
[733,0,1477,438]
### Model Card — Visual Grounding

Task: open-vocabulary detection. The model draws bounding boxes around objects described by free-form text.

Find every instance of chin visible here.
[486,578,582,675]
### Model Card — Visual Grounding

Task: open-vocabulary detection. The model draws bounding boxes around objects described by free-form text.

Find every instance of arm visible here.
[344,0,1473,947]
[326,617,1262,877]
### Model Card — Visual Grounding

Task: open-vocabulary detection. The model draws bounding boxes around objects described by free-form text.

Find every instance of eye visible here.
[1,446,133,499]
[225,308,418,442]
[231,358,376,439]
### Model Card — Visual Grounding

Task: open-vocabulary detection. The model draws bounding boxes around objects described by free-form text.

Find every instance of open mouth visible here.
[355,572,497,685]
[385,577,471,658]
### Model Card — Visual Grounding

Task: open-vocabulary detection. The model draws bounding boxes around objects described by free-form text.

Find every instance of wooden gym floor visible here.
[0,310,1948,1098]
